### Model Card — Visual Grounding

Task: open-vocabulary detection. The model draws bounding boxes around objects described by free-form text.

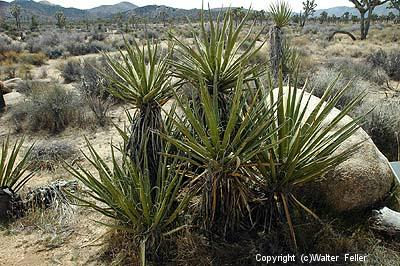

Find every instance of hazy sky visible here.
[3,0,354,11]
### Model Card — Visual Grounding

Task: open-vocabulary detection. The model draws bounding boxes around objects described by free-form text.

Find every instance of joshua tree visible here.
[129,14,137,29]
[232,7,245,27]
[300,0,317,27]
[260,10,266,25]
[269,1,292,86]
[55,11,66,29]
[30,15,38,31]
[113,12,123,28]
[10,4,21,30]
[159,11,168,27]
[342,11,351,23]
[319,11,328,23]
[349,0,389,40]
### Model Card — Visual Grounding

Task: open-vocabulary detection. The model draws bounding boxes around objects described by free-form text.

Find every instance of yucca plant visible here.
[269,1,292,28]
[67,138,191,265]
[0,136,35,219]
[102,38,173,188]
[161,72,279,236]
[269,1,292,86]
[253,69,366,249]
[171,8,265,123]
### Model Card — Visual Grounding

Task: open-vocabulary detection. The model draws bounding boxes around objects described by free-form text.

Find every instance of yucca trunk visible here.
[202,171,250,235]
[0,94,5,113]
[128,104,164,189]
[0,187,23,220]
[269,26,284,87]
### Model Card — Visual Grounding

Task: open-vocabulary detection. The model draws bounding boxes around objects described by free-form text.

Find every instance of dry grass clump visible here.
[4,184,77,251]
[28,141,77,171]
[315,224,400,266]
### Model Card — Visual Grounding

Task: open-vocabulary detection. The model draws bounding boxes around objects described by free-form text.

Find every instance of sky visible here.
[3,0,354,12]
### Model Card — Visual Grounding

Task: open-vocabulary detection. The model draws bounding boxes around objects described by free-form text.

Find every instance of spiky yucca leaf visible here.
[269,1,292,28]
[103,38,172,108]
[67,139,191,265]
[171,8,265,100]
[0,136,35,193]
[161,72,279,235]
[254,69,366,249]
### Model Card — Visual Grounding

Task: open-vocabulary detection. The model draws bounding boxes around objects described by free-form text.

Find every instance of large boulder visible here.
[277,87,395,212]
[1,78,22,112]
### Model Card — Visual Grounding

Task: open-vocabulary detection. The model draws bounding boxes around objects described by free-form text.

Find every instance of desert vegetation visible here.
[1,0,400,265]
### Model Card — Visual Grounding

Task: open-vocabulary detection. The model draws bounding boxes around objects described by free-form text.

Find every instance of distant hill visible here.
[1,0,398,23]
[123,5,228,21]
[0,0,87,20]
[87,2,137,18]
[313,2,398,17]
[38,0,55,6]
[0,1,11,17]
[126,5,198,20]
[0,0,137,21]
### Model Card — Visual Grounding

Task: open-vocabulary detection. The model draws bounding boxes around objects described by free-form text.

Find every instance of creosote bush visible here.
[77,59,117,126]
[60,60,82,83]
[12,84,87,134]
[367,49,400,81]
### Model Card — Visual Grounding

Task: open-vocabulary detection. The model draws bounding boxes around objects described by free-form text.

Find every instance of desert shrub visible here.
[325,57,387,86]
[60,60,82,83]
[142,29,160,39]
[13,80,50,95]
[13,84,87,133]
[38,66,48,79]
[45,45,66,59]
[301,24,336,35]
[17,53,47,66]
[0,35,24,54]
[91,31,106,41]
[17,65,33,80]
[26,31,88,57]
[353,97,400,161]
[78,59,116,126]
[28,140,77,171]
[367,50,400,81]
[87,40,114,53]
[0,65,17,80]
[26,32,61,53]
[308,67,369,110]
[64,42,90,56]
